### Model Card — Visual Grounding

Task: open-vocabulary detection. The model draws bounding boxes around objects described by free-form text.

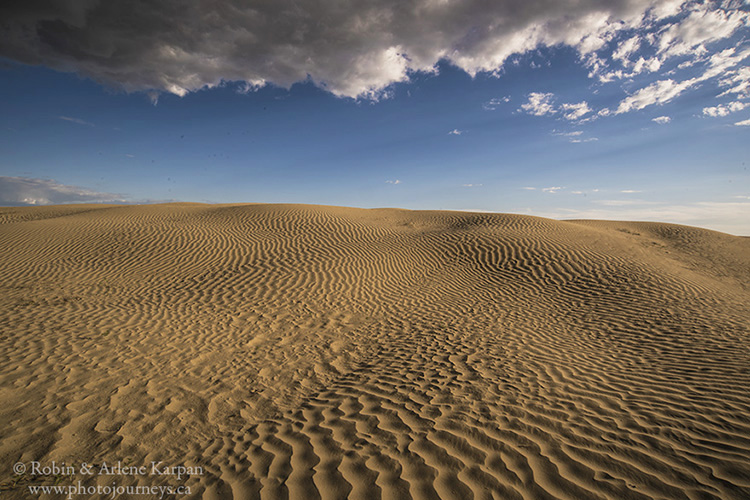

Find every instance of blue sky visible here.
[1,0,749,234]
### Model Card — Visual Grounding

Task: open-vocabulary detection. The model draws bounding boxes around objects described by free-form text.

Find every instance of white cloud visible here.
[58,116,95,127]
[613,46,749,114]
[612,35,642,65]
[448,129,463,135]
[521,187,537,190]
[656,6,750,59]
[586,3,750,115]
[676,60,697,70]
[735,118,750,126]
[552,130,599,143]
[462,183,483,187]
[483,96,511,110]
[568,188,600,194]
[615,46,750,114]
[632,57,662,74]
[649,0,687,19]
[703,101,748,116]
[594,55,663,82]
[542,186,564,193]
[652,116,671,124]
[616,78,696,114]
[567,188,600,195]
[520,92,556,116]
[561,101,592,120]
[523,94,594,121]
[385,179,401,184]
[719,66,750,98]
[620,189,642,193]
[702,47,750,82]
[0,176,125,205]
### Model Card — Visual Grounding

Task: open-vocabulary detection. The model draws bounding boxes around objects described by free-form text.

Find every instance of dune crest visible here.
[1,203,749,499]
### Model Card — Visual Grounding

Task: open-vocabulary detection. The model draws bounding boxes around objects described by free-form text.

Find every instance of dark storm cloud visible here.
[0,1,697,99]
[0,176,125,205]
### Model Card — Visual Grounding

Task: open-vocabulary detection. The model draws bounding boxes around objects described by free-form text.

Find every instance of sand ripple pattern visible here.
[1,204,749,499]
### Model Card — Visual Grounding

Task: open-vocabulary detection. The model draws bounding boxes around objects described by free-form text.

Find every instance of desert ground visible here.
[1,203,749,500]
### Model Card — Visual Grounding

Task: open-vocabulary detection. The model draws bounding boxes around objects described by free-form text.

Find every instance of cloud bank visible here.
[4,0,745,102]
[0,176,125,206]
[534,201,750,236]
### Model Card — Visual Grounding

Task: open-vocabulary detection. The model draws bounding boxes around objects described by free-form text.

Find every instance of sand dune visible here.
[1,203,749,499]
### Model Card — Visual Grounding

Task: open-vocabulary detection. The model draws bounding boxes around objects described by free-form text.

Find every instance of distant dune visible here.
[1,203,749,499]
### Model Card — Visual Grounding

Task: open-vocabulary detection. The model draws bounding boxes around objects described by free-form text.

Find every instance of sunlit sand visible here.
[2,203,749,499]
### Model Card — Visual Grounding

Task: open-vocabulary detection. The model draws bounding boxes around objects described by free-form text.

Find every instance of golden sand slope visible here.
[1,203,749,499]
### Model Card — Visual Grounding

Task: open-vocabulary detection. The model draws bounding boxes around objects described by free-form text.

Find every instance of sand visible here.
[1,203,749,499]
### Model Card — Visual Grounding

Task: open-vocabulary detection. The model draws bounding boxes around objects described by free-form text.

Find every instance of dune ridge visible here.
[1,203,749,499]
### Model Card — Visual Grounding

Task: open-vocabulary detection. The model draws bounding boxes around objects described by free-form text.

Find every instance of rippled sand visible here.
[1,203,749,499]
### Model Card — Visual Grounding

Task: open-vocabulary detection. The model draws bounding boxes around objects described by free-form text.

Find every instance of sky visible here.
[1,0,749,235]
